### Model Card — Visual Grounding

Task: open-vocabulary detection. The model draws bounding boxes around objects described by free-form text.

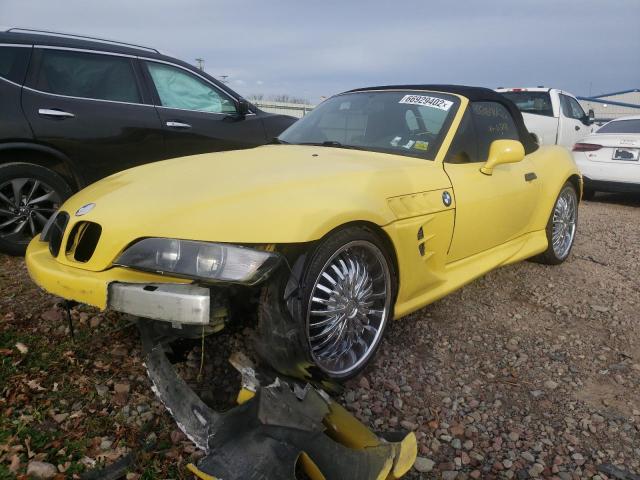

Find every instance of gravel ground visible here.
[1,193,639,479]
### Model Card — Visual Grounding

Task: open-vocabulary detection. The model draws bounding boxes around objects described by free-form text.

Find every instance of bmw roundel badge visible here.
[442,191,452,207]
[75,203,96,216]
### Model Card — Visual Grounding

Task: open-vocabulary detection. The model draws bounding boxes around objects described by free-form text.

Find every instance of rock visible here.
[89,316,102,328]
[522,451,535,462]
[413,456,435,472]
[400,420,418,430]
[95,384,108,397]
[544,380,558,390]
[470,470,482,479]
[450,423,465,437]
[591,305,609,313]
[442,471,458,480]
[528,463,544,477]
[509,431,521,441]
[41,309,62,322]
[15,342,28,354]
[100,439,113,450]
[463,440,474,450]
[358,377,370,390]
[571,453,585,466]
[27,461,57,479]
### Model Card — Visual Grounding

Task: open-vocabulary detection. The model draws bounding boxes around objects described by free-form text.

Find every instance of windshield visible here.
[501,91,554,117]
[597,119,640,134]
[279,91,459,159]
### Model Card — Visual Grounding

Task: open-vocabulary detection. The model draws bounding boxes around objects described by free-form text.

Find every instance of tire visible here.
[532,182,578,265]
[0,163,73,256]
[257,226,397,381]
[582,187,595,201]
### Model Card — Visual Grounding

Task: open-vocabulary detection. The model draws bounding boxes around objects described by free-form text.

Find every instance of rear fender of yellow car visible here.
[526,145,582,231]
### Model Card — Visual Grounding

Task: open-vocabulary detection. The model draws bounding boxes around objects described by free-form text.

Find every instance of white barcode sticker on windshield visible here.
[399,95,453,111]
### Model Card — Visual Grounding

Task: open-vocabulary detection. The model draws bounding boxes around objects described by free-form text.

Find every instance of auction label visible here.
[399,95,453,111]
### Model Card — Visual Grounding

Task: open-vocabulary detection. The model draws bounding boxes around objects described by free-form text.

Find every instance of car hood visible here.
[57,145,451,270]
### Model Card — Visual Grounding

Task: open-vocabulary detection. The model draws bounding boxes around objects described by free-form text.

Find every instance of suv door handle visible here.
[524,172,537,182]
[575,125,581,131]
[166,121,192,129]
[38,108,75,118]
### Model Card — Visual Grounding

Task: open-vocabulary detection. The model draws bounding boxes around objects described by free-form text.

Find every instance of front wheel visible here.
[532,182,578,265]
[302,228,395,380]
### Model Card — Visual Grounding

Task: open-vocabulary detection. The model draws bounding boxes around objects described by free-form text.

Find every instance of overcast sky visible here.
[2,0,639,103]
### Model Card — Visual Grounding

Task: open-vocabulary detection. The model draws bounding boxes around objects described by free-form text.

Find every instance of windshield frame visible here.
[278,89,461,161]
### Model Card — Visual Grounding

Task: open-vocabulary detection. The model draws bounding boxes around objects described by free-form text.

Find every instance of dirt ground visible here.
[1,193,639,479]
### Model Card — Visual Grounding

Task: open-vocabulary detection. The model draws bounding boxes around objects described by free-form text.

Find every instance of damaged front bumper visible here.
[26,239,215,325]
[138,319,418,479]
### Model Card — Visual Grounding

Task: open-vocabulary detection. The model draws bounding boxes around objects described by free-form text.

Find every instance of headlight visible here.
[115,238,281,285]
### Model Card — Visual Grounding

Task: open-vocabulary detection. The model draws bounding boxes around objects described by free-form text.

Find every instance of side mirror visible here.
[588,109,595,124]
[237,98,250,116]
[480,140,525,175]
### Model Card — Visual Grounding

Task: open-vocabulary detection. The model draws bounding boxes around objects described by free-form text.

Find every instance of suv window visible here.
[145,62,237,114]
[470,102,520,159]
[34,49,141,103]
[0,46,31,84]
[500,91,554,117]
[445,111,478,163]
[560,94,586,120]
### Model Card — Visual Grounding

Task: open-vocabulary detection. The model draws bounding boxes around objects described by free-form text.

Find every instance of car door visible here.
[444,102,540,263]
[142,60,267,158]
[21,47,165,185]
[557,94,589,147]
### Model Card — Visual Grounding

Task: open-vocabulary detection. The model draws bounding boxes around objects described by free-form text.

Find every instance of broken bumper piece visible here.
[138,319,417,479]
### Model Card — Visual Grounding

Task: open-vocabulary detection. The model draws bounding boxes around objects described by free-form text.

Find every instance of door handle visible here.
[38,108,75,118]
[575,125,581,131]
[524,172,537,182]
[166,121,192,129]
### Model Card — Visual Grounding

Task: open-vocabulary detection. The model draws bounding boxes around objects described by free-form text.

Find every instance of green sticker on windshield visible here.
[414,141,429,151]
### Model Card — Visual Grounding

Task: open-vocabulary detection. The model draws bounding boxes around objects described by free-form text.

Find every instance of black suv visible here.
[0,28,296,255]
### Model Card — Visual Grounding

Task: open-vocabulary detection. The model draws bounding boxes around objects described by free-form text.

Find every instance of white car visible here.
[496,87,596,149]
[572,115,640,199]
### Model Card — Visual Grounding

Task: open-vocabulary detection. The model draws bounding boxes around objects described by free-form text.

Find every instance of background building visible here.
[578,88,640,122]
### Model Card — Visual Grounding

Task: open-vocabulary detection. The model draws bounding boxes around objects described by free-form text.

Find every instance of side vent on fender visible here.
[417,219,436,261]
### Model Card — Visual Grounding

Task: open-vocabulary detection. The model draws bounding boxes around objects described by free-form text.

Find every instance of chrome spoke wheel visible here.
[0,177,61,244]
[551,187,577,260]
[306,240,391,377]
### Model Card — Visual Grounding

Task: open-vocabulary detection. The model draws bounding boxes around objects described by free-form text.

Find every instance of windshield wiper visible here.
[298,141,361,150]
[270,138,289,144]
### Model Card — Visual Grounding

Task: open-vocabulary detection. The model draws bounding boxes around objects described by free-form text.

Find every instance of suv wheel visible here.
[0,163,73,256]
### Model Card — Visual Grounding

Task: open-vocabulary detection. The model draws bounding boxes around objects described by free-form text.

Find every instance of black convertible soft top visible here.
[346,84,538,154]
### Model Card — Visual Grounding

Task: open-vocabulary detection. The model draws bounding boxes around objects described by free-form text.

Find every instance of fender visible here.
[0,141,85,189]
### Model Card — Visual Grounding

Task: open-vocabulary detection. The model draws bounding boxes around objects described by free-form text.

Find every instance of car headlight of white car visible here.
[115,238,281,285]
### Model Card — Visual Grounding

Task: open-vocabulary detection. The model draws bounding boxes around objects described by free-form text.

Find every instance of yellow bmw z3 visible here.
[25,85,581,380]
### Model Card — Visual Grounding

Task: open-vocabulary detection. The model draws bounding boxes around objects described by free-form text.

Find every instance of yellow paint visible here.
[297,452,327,480]
[323,400,381,449]
[186,463,218,480]
[25,90,580,336]
[390,432,418,479]
[479,139,525,175]
[25,239,188,309]
[236,388,255,405]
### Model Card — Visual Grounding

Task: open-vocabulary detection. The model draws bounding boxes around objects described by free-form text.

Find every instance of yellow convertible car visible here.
[25,85,581,380]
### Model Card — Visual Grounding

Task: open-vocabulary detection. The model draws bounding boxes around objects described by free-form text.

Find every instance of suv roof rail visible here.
[5,27,160,54]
